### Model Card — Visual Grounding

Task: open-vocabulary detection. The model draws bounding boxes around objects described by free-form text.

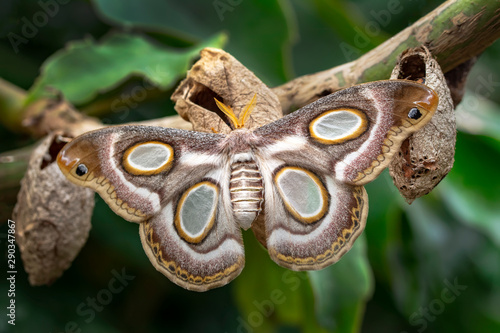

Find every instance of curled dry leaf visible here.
[389,46,456,203]
[171,47,282,134]
[13,134,94,285]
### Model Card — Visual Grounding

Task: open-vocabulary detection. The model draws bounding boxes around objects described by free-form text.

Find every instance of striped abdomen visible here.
[230,159,263,230]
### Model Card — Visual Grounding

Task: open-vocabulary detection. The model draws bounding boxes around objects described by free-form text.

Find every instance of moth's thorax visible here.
[221,128,260,153]
[229,151,263,230]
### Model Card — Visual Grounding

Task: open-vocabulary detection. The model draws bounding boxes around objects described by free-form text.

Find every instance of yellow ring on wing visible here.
[123,141,174,175]
[309,108,368,144]
[175,181,219,244]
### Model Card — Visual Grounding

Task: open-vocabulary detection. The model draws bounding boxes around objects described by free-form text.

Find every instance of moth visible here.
[57,80,438,291]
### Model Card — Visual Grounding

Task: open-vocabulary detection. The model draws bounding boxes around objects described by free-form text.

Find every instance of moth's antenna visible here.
[239,94,257,126]
[214,98,239,129]
[214,94,257,129]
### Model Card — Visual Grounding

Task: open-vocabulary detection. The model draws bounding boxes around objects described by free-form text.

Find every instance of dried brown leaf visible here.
[171,47,282,133]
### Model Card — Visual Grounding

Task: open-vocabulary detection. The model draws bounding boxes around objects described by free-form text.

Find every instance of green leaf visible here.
[455,93,500,151]
[233,232,327,333]
[92,0,211,40]
[364,171,404,281]
[400,199,470,309]
[288,0,349,76]
[311,0,386,51]
[439,133,500,247]
[91,0,294,85]
[308,235,373,333]
[27,32,226,105]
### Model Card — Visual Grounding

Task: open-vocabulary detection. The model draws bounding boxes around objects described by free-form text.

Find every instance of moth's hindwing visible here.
[139,173,245,292]
[261,163,368,270]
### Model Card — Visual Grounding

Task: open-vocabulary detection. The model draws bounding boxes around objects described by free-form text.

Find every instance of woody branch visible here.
[272,0,500,113]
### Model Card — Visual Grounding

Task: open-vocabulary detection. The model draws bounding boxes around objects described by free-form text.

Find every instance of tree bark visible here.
[272,0,500,113]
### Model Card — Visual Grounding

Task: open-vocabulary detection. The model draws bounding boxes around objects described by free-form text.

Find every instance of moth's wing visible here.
[58,125,245,291]
[254,80,439,186]
[256,158,368,270]
[58,125,224,222]
[139,168,245,291]
[252,80,437,270]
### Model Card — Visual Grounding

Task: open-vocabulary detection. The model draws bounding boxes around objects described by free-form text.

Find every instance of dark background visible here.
[1,0,499,332]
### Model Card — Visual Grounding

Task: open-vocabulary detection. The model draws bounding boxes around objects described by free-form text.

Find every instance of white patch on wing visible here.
[275,167,326,220]
[266,136,307,154]
[107,133,161,213]
[158,203,244,260]
[204,167,224,180]
[179,152,221,167]
[255,154,284,179]
[311,110,362,141]
[335,90,387,181]
[127,142,172,171]
[178,182,217,238]
[267,176,339,245]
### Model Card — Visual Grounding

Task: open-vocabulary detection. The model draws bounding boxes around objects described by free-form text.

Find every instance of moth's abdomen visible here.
[230,159,263,230]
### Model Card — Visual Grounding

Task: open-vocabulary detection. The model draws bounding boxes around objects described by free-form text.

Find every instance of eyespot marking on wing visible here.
[408,107,422,120]
[175,181,218,244]
[402,106,430,128]
[274,167,328,224]
[309,109,368,144]
[75,164,88,176]
[123,141,174,175]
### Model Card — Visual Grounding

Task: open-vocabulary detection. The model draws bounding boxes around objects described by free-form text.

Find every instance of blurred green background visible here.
[1,0,499,332]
